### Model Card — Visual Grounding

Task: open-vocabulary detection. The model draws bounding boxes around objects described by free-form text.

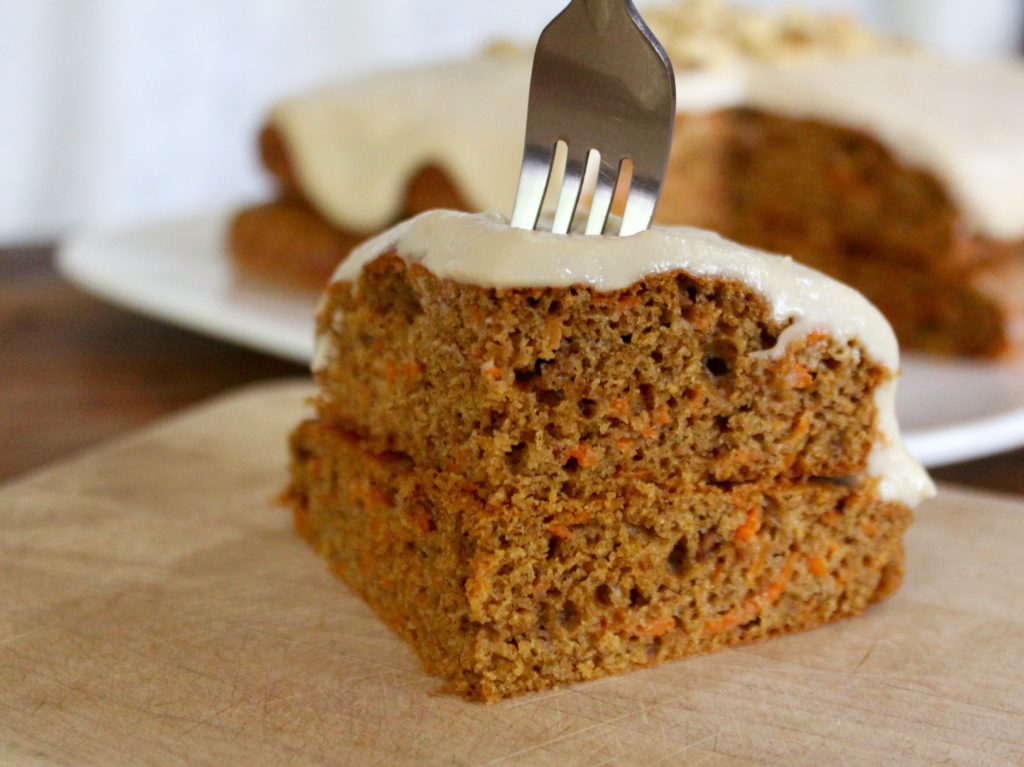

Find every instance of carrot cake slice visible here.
[229,1,1024,357]
[286,210,935,701]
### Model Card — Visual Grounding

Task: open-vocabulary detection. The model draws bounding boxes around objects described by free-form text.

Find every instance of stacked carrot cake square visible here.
[287,210,933,700]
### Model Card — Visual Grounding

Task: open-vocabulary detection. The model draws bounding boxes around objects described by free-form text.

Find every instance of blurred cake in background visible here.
[229,0,1024,358]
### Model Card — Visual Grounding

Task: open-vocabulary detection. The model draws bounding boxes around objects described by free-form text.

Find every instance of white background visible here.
[1,0,1021,243]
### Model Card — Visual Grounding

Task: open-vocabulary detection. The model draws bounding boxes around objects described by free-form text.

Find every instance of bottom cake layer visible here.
[288,419,912,701]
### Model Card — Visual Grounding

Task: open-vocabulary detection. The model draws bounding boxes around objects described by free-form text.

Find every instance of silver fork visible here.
[510,0,676,237]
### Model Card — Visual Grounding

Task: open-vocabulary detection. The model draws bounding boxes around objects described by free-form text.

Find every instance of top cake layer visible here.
[314,210,933,506]
[270,9,1024,238]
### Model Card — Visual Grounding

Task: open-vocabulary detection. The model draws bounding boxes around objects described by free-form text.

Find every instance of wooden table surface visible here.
[3,381,1022,766]
[2,244,1023,495]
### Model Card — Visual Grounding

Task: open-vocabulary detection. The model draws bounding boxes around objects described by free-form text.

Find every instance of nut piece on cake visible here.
[288,210,934,701]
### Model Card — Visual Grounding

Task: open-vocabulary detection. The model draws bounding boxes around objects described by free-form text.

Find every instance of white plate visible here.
[59,211,1024,468]
[61,211,316,365]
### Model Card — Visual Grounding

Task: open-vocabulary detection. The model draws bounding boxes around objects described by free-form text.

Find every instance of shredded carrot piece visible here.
[734,506,762,543]
[636,616,676,637]
[705,556,795,635]
[789,362,813,389]
[609,397,630,417]
[860,519,879,538]
[406,507,433,534]
[383,360,397,384]
[807,555,828,577]
[792,411,813,439]
[745,541,768,584]
[364,486,391,511]
[732,449,761,466]
[547,523,571,540]
[705,603,757,635]
[481,362,502,380]
[761,572,791,604]
[615,437,634,457]
[762,556,796,603]
[635,417,657,439]
[358,550,374,577]
[403,360,424,381]
[690,314,713,332]
[567,443,599,469]
[655,406,671,426]
[544,507,593,536]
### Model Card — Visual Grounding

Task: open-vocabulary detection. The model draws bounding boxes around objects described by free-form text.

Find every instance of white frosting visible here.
[272,50,1024,239]
[325,210,934,507]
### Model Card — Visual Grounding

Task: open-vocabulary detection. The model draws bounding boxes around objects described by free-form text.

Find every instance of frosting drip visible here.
[326,210,935,507]
[271,53,529,233]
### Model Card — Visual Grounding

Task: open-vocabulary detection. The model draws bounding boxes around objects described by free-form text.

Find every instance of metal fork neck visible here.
[576,0,637,27]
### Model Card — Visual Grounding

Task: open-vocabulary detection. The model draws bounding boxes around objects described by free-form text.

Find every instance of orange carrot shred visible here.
[364,486,391,511]
[789,362,813,389]
[567,443,599,468]
[792,411,813,438]
[706,555,795,635]
[609,397,630,416]
[636,418,657,439]
[807,555,828,577]
[547,524,571,540]
[734,506,762,543]
[407,507,433,534]
[636,616,676,637]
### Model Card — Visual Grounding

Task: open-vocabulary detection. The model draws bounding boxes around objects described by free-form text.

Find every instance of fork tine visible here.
[584,155,621,236]
[512,0,675,236]
[550,148,589,235]
[619,176,659,237]
[510,144,555,231]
